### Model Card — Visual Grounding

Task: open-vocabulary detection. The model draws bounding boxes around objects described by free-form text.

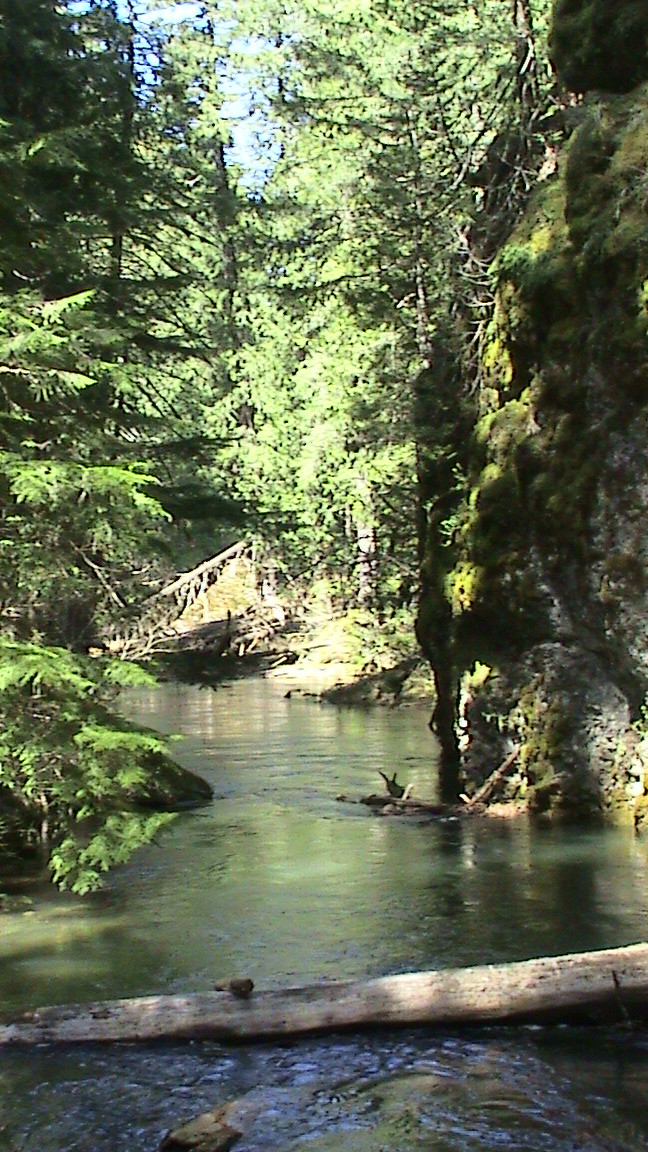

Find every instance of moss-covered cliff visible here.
[418,0,648,822]
[550,0,648,94]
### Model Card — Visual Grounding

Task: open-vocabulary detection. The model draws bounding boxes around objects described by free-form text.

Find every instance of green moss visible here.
[565,108,617,251]
[445,560,482,617]
[483,88,648,555]
[474,411,496,447]
[566,89,648,273]
[481,325,514,394]
[479,460,503,489]
[471,392,535,498]
[518,687,572,813]
[474,473,520,547]
[471,398,533,552]
[487,394,535,455]
[481,289,516,395]
[494,89,648,395]
[496,179,579,362]
[533,424,600,543]
[497,181,570,289]
[550,0,648,94]
[440,386,548,641]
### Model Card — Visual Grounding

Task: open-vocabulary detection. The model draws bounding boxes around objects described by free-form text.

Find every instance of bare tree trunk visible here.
[354,475,377,604]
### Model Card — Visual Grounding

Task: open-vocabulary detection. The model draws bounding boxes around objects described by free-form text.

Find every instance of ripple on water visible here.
[2,1029,648,1152]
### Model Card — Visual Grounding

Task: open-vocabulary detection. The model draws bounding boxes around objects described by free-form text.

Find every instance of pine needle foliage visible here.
[0,640,174,893]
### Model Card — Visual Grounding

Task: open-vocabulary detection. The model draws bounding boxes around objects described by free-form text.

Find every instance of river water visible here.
[1,679,648,1151]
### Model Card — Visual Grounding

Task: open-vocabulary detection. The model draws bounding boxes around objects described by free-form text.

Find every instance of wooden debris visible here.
[2,944,648,1046]
[465,745,521,808]
[356,793,450,816]
[378,771,406,798]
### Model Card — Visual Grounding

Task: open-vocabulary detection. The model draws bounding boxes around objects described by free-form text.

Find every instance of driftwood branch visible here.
[149,542,249,603]
[2,944,648,1046]
[465,744,521,808]
[356,794,449,816]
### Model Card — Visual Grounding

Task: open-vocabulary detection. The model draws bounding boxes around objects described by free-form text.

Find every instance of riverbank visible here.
[161,605,437,707]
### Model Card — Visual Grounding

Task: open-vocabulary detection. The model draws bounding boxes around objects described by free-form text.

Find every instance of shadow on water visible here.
[2,680,648,1150]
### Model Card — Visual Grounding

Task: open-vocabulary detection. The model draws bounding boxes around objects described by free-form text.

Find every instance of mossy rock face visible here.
[498,87,648,399]
[566,89,648,297]
[417,73,648,822]
[550,0,648,94]
[635,793,648,831]
[459,646,636,820]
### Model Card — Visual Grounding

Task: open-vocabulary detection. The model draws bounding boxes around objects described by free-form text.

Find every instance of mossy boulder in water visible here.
[134,748,213,811]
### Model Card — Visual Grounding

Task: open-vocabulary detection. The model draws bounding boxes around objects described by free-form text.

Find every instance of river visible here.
[1,678,648,1150]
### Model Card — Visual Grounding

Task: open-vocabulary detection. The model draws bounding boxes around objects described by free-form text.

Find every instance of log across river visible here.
[2,943,648,1045]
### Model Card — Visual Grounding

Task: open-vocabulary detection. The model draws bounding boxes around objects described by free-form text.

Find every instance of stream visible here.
[1,678,648,1151]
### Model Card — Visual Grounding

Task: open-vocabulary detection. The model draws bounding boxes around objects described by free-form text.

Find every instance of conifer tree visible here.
[0,0,232,889]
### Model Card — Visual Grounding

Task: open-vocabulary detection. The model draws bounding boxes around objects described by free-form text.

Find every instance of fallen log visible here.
[2,944,648,1045]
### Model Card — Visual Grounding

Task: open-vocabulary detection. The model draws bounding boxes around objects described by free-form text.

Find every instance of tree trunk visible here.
[2,944,648,1045]
[431,659,462,801]
[354,474,377,604]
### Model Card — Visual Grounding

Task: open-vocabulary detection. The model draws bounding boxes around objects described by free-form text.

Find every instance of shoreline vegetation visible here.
[160,603,436,707]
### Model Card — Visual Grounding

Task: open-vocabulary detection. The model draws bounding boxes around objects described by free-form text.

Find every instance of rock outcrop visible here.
[418,0,648,822]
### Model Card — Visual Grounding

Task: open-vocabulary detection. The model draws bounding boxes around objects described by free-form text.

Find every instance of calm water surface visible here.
[1,678,648,1151]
